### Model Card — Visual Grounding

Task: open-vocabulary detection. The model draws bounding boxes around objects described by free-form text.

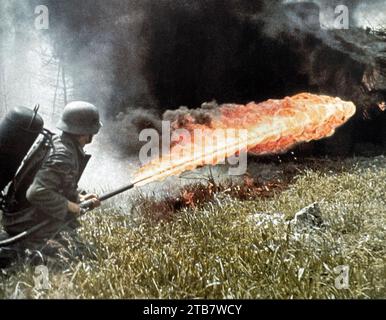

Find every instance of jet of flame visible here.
[133,93,356,185]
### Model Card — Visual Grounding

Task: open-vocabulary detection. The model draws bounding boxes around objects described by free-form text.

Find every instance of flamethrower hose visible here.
[0,220,51,247]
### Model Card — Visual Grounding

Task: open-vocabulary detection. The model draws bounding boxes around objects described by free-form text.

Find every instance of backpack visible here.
[1,131,54,213]
[0,106,53,212]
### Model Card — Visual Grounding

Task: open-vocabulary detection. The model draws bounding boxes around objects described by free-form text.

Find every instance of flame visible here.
[133,93,356,185]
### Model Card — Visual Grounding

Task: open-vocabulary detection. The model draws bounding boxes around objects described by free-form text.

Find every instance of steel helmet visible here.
[57,101,102,135]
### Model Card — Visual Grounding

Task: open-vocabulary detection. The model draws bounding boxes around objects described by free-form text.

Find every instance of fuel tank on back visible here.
[0,106,44,192]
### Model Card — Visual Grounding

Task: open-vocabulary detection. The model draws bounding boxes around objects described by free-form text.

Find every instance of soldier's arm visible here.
[26,152,79,220]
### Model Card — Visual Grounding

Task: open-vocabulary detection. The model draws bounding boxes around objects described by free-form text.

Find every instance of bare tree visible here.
[62,63,68,106]
[52,62,61,119]
[0,57,8,116]
[33,46,73,122]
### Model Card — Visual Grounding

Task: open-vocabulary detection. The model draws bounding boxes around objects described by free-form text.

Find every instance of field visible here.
[0,156,385,299]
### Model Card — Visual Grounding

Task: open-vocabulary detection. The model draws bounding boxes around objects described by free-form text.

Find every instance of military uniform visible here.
[2,133,90,255]
[1,101,101,264]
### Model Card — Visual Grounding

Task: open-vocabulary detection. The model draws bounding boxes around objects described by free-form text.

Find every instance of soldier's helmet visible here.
[57,101,102,135]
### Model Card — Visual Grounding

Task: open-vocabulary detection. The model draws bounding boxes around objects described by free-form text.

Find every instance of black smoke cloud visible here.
[19,1,386,155]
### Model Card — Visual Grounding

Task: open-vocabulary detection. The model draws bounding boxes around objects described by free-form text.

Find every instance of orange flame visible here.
[133,93,356,185]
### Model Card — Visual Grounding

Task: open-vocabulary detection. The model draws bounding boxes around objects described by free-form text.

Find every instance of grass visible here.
[0,156,385,299]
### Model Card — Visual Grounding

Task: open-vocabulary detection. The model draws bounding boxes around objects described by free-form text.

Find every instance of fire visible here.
[133,93,356,185]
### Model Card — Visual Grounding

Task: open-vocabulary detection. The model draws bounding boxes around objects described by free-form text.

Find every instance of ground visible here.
[0,156,385,299]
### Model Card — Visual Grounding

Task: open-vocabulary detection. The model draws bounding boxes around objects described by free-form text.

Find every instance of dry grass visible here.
[0,156,385,299]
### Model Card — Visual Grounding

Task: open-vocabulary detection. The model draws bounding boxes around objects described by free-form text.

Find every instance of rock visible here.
[292,202,324,229]
[249,202,325,235]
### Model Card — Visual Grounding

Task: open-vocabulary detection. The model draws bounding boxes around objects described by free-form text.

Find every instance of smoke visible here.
[67,1,174,188]
[353,1,386,30]
[249,1,386,118]
[0,1,58,123]
[1,0,386,190]
[163,101,220,128]
[0,0,156,187]
[253,1,386,65]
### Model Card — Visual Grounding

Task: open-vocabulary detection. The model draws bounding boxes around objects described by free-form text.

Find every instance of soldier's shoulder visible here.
[40,135,76,171]
[49,134,76,160]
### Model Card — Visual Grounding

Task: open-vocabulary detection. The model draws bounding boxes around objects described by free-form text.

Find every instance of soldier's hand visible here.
[80,193,101,209]
[68,201,81,216]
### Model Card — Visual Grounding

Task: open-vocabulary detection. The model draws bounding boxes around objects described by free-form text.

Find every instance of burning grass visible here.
[131,175,288,222]
[0,156,385,299]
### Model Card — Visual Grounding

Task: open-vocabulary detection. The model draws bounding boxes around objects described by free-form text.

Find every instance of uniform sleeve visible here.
[26,152,74,221]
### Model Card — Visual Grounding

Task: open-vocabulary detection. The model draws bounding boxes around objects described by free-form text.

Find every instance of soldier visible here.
[1,101,102,261]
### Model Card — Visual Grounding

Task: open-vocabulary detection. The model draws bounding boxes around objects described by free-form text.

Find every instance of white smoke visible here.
[0,1,154,190]
[282,0,386,30]
[0,1,69,127]
[353,1,386,30]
